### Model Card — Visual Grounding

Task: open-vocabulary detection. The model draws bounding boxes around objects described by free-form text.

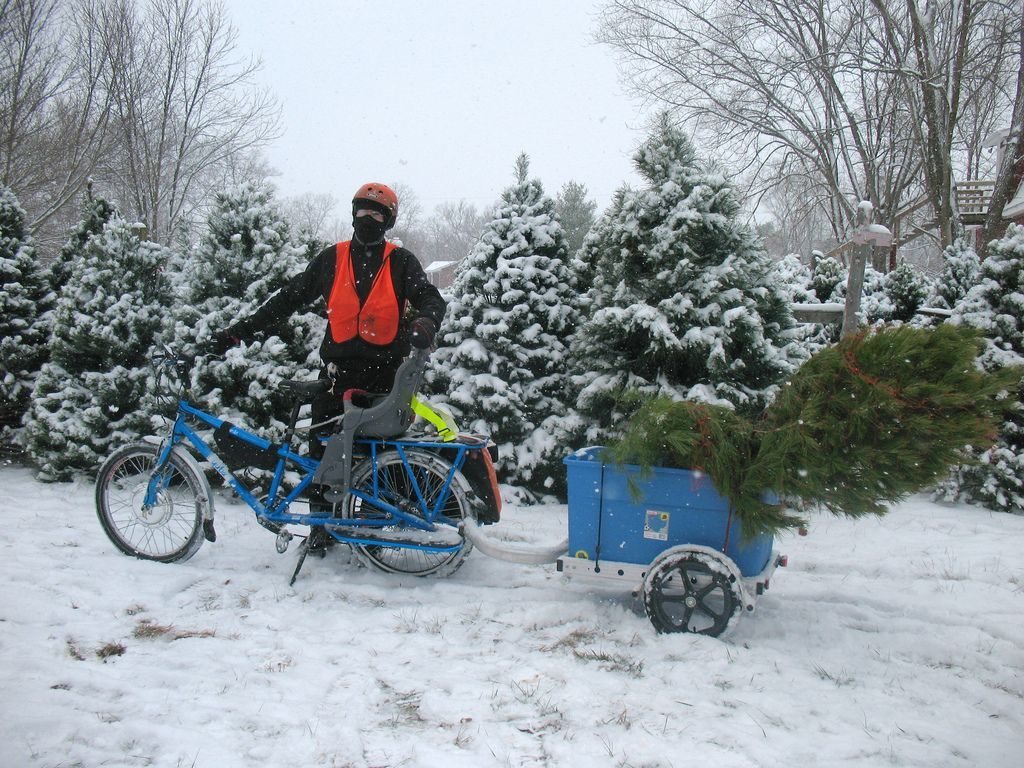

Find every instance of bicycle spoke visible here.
[97,444,205,562]
[343,449,472,577]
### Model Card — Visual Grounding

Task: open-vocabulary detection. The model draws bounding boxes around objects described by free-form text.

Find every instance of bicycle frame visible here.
[145,396,481,554]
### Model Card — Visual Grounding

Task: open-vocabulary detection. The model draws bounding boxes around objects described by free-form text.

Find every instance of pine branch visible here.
[608,325,1021,536]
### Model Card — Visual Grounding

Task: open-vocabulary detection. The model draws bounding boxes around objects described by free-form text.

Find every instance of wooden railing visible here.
[956,180,995,222]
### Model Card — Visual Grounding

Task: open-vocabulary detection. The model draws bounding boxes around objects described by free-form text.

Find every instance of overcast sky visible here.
[222,0,650,217]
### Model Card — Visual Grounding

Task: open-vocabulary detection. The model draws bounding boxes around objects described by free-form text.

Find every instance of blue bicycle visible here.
[94,347,501,581]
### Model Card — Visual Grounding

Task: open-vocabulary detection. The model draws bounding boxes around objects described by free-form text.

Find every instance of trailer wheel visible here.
[643,549,741,636]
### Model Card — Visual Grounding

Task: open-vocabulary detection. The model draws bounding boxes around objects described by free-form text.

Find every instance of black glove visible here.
[201,329,242,356]
[409,317,437,350]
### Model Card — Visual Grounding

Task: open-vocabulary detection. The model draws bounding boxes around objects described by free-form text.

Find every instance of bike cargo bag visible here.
[213,422,278,471]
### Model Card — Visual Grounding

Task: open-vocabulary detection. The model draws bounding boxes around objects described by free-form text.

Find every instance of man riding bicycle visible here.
[211,182,447,515]
[213,183,445,448]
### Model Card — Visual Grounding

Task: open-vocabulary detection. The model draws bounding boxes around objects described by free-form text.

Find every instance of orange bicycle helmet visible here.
[352,183,399,230]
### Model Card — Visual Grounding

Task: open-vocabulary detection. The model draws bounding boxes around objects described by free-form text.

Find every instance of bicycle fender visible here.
[170,445,215,527]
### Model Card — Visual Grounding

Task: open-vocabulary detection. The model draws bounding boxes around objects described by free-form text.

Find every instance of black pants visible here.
[308,359,400,460]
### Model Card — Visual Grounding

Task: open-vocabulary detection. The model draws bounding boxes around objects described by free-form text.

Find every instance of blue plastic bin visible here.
[563,447,773,577]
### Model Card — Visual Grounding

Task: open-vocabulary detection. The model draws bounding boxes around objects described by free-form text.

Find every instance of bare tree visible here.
[0,0,66,190]
[280,190,343,241]
[214,148,278,189]
[954,10,1017,179]
[388,181,427,255]
[763,172,838,257]
[1,0,279,252]
[600,0,915,240]
[423,199,487,263]
[0,0,114,251]
[599,0,1016,249]
[95,0,280,244]
[867,0,1010,247]
[981,6,1024,249]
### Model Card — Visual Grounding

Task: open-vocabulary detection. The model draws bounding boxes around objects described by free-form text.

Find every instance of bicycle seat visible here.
[312,348,429,494]
[282,379,331,402]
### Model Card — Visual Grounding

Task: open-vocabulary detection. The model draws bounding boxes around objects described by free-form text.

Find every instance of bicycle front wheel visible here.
[342,448,473,577]
[95,443,206,563]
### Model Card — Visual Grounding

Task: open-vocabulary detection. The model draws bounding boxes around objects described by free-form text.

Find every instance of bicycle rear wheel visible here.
[341,448,472,576]
[95,443,206,563]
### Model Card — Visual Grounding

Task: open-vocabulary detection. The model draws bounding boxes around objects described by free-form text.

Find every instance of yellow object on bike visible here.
[411,396,458,442]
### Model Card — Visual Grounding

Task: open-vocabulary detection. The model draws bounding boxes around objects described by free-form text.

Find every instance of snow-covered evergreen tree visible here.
[810,255,847,302]
[555,180,597,257]
[24,215,174,479]
[773,254,817,304]
[427,154,582,497]
[816,256,930,328]
[177,182,320,432]
[940,224,1024,514]
[48,193,118,297]
[859,265,894,323]
[574,187,629,305]
[829,264,894,325]
[933,238,981,310]
[571,118,802,440]
[884,260,932,322]
[771,253,831,354]
[957,228,1024,371]
[0,184,52,448]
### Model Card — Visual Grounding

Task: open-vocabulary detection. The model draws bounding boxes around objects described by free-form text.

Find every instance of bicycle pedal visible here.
[275,528,293,554]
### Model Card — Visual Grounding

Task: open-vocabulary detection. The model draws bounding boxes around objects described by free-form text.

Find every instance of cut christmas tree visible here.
[606,325,1020,536]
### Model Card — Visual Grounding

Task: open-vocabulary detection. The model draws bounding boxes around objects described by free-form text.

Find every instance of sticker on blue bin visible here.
[643,509,670,541]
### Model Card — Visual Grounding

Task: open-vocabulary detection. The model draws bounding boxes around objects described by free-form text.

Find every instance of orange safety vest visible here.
[327,241,401,345]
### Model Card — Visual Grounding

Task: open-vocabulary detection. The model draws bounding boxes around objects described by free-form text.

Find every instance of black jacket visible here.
[232,239,447,368]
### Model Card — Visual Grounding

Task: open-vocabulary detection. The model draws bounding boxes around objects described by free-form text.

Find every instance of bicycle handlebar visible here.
[153,344,433,404]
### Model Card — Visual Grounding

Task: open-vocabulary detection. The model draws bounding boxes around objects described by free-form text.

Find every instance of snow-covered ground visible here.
[1,464,1022,768]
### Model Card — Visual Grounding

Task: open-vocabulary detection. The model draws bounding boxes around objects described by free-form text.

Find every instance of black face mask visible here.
[353,215,387,244]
